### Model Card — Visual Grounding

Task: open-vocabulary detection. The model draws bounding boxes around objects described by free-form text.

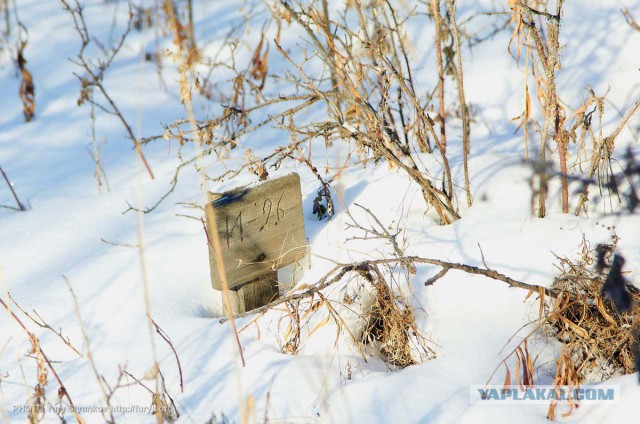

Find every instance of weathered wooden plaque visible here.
[205,173,306,291]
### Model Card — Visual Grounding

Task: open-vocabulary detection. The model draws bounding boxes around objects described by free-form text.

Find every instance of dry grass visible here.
[482,230,639,420]
[508,1,640,218]
[140,0,483,224]
[361,275,433,368]
[546,348,581,420]
[546,233,639,382]
[251,259,435,368]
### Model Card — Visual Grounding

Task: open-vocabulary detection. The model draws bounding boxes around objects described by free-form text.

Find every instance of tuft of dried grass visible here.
[269,260,434,369]
[360,268,434,368]
[546,233,639,382]
[361,281,415,367]
[547,348,581,420]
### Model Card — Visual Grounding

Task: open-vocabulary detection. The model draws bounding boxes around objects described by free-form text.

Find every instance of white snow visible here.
[1,1,640,423]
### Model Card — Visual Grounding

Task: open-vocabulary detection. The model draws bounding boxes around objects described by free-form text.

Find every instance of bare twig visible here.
[8,294,81,356]
[66,277,117,423]
[0,297,81,421]
[0,164,27,211]
[478,243,490,270]
[430,0,447,154]
[60,0,155,180]
[100,238,141,248]
[424,268,449,286]
[345,203,404,259]
[605,97,640,146]
[574,97,640,214]
[622,8,640,32]
[148,315,184,393]
[221,255,554,322]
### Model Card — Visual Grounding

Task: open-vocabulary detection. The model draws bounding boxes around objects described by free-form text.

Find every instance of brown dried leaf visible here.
[502,363,512,392]
[516,346,531,388]
[345,104,359,121]
[560,316,590,340]
[309,315,331,337]
[566,95,594,123]
[524,340,535,387]
[144,363,159,380]
[57,386,67,403]
[250,31,269,90]
[514,349,523,391]
[547,401,557,420]
[18,45,35,122]
[595,294,617,326]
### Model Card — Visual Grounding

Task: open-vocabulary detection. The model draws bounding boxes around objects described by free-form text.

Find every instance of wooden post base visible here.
[225,270,279,315]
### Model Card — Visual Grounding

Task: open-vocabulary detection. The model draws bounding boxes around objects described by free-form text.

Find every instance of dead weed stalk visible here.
[270,260,434,368]
[0,164,27,211]
[141,0,485,224]
[0,297,82,423]
[508,1,640,217]
[546,233,639,382]
[484,231,639,420]
[60,0,155,180]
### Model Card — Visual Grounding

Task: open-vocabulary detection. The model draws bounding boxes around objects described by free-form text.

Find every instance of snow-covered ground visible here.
[1,1,640,423]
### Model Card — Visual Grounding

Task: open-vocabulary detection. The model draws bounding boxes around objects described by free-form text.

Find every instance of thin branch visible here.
[66,277,116,423]
[622,8,640,32]
[8,294,81,356]
[605,97,640,146]
[59,0,155,180]
[221,255,554,322]
[478,243,490,269]
[0,164,27,211]
[346,203,404,258]
[100,238,140,248]
[425,268,449,286]
[516,1,559,22]
[148,315,184,393]
[0,297,80,420]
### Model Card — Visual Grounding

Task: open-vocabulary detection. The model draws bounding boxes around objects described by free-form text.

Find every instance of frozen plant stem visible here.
[0,297,80,421]
[201,218,246,367]
[149,315,184,393]
[8,293,82,357]
[66,278,116,423]
[521,0,565,216]
[0,165,27,211]
[574,97,640,215]
[59,0,155,180]
[447,0,472,207]
[221,256,555,322]
[431,0,446,154]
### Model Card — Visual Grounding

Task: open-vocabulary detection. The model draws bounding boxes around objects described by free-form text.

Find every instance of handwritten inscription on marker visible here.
[205,173,306,290]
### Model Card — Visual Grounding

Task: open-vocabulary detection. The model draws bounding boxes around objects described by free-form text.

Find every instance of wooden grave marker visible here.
[205,173,306,314]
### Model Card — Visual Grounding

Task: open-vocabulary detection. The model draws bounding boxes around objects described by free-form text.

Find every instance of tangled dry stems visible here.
[272,261,434,368]
[546,234,639,382]
[481,231,638,420]
[361,274,434,368]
